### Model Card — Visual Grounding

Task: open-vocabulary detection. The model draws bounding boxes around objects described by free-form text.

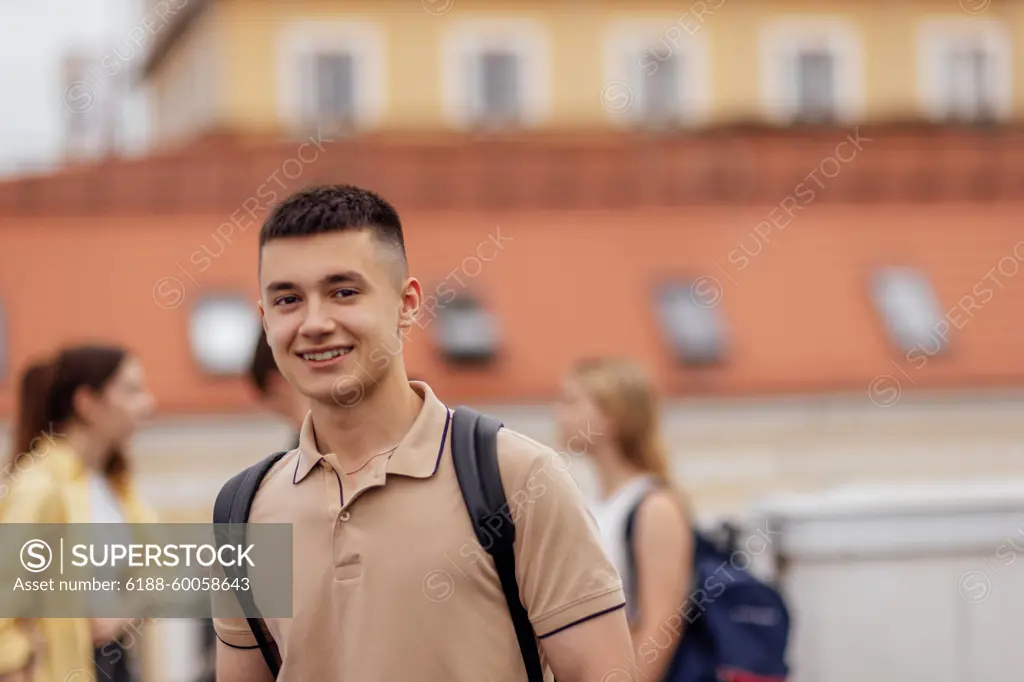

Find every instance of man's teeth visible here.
[303,349,350,361]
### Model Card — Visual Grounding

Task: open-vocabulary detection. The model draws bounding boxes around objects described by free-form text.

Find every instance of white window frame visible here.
[276,20,385,132]
[916,18,1011,123]
[441,19,550,129]
[759,18,863,125]
[603,19,711,127]
[870,267,946,355]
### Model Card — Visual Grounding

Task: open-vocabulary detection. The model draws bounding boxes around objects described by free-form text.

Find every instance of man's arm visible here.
[212,618,275,682]
[500,433,636,682]
[539,606,636,682]
[215,639,275,682]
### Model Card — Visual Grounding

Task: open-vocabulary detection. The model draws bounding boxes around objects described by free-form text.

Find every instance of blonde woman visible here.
[0,345,158,682]
[555,357,694,682]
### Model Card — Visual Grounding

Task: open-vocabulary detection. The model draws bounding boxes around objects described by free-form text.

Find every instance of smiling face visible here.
[258,228,422,406]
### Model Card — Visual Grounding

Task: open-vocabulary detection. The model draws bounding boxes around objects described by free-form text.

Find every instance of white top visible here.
[89,473,127,524]
[88,473,130,615]
[589,474,656,622]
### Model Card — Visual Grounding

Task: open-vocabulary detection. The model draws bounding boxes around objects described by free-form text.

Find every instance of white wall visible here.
[755,481,1024,682]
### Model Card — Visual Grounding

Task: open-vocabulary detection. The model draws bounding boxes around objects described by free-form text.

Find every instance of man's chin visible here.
[293,374,367,410]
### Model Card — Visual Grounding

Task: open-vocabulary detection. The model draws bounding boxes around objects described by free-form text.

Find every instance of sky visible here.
[0,0,149,177]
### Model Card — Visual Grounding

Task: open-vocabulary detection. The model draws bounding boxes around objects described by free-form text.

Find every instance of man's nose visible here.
[299,300,336,335]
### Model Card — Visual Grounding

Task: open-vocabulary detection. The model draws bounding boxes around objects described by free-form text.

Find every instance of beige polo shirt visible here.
[213,381,625,681]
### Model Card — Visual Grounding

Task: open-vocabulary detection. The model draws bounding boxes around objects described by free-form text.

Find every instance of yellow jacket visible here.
[0,441,158,682]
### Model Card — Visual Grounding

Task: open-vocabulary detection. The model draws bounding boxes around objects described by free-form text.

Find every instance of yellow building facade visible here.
[144,0,1022,146]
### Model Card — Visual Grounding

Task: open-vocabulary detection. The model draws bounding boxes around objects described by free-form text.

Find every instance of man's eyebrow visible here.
[322,271,369,287]
[265,280,297,293]
[264,271,369,293]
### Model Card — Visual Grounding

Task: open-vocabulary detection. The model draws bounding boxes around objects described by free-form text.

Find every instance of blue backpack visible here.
[625,492,791,682]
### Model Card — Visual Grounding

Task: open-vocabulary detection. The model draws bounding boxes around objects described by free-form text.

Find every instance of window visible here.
[760,19,862,125]
[655,281,727,366]
[870,267,945,356]
[945,47,991,120]
[277,21,385,132]
[475,49,521,125]
[189,295,262,376]
[443,19,549,129]
[310,51,356,125]
[435,296,499,364]
[794,49,836,123]
[643,54,685,124]
[917,19,1010,124]
[604,20,710,128]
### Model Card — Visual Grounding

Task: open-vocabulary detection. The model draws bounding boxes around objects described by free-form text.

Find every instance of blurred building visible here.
[1,2,1024,681]
[1,0,1023,523]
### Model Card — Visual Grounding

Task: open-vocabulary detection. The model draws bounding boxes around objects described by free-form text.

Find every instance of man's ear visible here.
[399,277,423,329]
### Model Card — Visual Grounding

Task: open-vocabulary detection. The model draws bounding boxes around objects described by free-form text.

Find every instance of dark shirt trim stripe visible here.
[292,451,315,485]
[215,634,262,650]
[536,602,626,639]
[332,466,344,507]
[431,408,452,476]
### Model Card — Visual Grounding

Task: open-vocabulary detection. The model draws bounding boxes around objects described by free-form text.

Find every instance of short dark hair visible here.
[248,329,280,396]
[259,185,406,265]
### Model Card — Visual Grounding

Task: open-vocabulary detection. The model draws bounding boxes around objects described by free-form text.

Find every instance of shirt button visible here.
[339,511,351,522]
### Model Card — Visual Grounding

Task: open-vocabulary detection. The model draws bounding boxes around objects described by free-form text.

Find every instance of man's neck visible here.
[309,373,423,471]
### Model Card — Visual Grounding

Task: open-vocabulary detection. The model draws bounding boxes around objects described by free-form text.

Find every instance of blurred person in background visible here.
[193,329,312,682]
[555,357,694,682]
[0,345,158,682]
[248,328,308,445]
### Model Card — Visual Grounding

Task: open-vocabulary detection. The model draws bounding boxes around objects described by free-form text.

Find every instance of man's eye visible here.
[334,289,358,298]
[274,295,299,306]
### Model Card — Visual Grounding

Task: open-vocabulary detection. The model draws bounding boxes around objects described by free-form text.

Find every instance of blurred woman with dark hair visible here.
[0,345,158,682]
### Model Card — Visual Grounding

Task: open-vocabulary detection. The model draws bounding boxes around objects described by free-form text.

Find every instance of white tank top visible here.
[589,474,657,622]
[88,473,131,614]
[89,473,127,524]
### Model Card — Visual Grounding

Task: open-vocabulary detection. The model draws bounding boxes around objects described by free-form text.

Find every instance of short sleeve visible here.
[502,435,626,638]
[213,617,260,648]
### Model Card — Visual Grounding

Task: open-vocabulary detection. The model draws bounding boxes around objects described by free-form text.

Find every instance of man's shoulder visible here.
[496,426,558,463]
[493,426,574,489]
[230,448,299,482]
[217,449,300,506]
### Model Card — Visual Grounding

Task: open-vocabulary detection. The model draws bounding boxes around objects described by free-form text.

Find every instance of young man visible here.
[213,185,635,682]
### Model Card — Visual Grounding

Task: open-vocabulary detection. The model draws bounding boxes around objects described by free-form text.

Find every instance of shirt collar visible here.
[292,381,450,484]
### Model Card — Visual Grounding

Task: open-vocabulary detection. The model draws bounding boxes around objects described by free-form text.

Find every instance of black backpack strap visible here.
[213,451,288,678]
[451,406,545,682]
[623,492,650,610]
